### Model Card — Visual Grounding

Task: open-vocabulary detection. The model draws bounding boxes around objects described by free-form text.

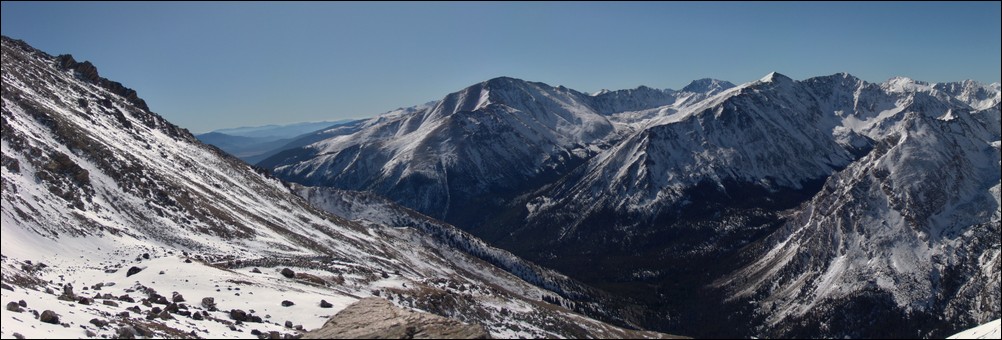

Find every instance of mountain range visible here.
[259,69,1000,337]
[2,32,999,339]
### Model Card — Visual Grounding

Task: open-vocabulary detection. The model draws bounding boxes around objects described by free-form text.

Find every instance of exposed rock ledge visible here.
[303,298,491,339]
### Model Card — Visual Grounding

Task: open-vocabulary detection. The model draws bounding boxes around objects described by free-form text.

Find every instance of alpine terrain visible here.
[0,35,677,339]
[262,70,1000,337]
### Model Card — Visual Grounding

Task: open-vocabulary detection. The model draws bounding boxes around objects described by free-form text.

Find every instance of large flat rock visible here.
[303,298,490,339]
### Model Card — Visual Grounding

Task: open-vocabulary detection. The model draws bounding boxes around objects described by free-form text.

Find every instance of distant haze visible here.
[1,2,998,132]
[210,120,353,139]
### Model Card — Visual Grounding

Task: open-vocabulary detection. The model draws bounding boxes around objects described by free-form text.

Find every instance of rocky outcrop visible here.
[55,54,150,112]
[303,298,490,339]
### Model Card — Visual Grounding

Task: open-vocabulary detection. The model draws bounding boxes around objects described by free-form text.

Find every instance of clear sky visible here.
[2,2,999,133]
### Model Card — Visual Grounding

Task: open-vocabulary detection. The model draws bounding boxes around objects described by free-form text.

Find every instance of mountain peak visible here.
[759,71,793,83]
[482,76,530,88]
[833,72,861,81]
[956,78,989,88]
[803,72,865,88]
[886,75,916,84]
[591,89,612,96]
[681,78,737,93]
[883,76,932,93]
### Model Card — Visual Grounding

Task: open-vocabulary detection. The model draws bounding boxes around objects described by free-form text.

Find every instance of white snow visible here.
[760,71,782,82]
[1,254,358,339]
[948,319,1001,339]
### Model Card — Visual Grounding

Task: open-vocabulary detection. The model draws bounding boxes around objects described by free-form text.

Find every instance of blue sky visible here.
[2,2,999,132]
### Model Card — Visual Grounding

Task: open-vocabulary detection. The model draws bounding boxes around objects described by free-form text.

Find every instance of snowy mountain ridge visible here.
[261,69,999,338]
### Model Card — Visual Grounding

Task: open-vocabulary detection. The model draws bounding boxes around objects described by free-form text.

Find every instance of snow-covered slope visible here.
[0,35,669,339]
[948,319,1001,339]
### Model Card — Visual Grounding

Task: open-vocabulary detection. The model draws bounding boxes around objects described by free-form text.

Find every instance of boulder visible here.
[201,297,217,311]
[150,294,169,305]
[126,266,144,277]
[117,326,136,339]
[40,310,60,324]
[230,309,249,322]
[89,318,108,327]
[58,283,75,301]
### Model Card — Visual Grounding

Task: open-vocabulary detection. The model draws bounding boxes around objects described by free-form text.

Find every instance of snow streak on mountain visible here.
[0,36,672,339]
[263,68,1000,337]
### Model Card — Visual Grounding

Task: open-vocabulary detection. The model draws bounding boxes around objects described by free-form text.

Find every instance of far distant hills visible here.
[197,120,355,163]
